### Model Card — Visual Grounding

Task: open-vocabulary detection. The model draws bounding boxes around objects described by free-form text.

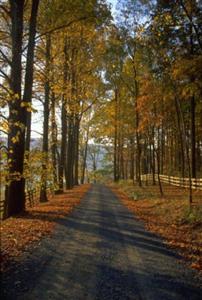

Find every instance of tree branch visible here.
[0,49,12,66]
[0,4,10,16]
[0,69,10,83]
[0,129,8,136]
[35,15,95,41]
[179,0,202,50]
[0,83,11,94]
[31,129,43,136]
[0,113,8,120]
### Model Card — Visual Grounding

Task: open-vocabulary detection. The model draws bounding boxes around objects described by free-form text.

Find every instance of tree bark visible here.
[6,0,25,217]
[24,0,40,151]
[51,92,58,189]
[66,114,74,189]
[81,125,89,184]
[174,97,185,178]
[157,127,163,196]
[189,8,196,179]
[129,137,135,183]
[114,88,118,182]
[175,96,193,205]
[191,95,196,178]
[135,109,141,186]
[59,99,67,191]
[40,34,51,202]
[152,127,156,185]
[58,37,68,191]
[74,115,80,185]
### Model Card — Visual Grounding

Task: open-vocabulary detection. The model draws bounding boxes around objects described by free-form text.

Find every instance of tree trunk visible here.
[174,97,185,178]
[175,96,193,205]
[51,92,58,190]
[74,115,80,185]
[58,37,68,191]
[135,110,142,186]
[189,10,196,183]
[152,128,156,185]
[191,95,196,178]
[66,114,74,189]
[59,99,67,191]
[157,127,163,196]
[24,0,40,151]
[160,121,164,174]
[6,0,25,217]
[40,34,51,202]
[114,88,118,182]
[130,137,135,183]
[81,125,89,184]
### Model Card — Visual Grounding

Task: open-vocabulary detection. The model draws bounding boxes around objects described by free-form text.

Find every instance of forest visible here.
[0,0,202,219]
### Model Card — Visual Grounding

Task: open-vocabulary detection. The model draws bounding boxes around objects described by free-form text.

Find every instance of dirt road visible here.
[1,185,202,299]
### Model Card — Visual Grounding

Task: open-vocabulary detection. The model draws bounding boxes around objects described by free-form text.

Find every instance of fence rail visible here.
[25,187,54,207]
[141,174,202,190]
[0,187,54,218]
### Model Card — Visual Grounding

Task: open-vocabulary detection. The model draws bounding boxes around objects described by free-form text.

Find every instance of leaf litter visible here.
[110,183,202,273]
[0,184,91,272]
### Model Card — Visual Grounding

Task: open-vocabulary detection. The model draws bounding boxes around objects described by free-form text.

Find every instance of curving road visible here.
[1,185,202,299]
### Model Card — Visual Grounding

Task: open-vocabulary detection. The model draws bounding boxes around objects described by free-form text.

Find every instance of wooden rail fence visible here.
[0,187,54,218]
[141,174,202,190]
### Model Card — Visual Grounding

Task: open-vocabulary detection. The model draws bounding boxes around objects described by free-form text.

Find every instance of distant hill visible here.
[0,136,42,150]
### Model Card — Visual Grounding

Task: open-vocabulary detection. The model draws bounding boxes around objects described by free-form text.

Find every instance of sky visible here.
[107,0,117,18]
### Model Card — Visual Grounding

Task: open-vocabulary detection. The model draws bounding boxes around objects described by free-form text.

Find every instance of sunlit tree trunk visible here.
[81,125,89,184]
[129,137,135,183]
[74,115,80,185]
[114,88,119,182]
[51,92,58,190]
[66,114,74,189]
[175,96,193,205]
[152,127,156,185]
[191,97,196,178]
[174,97,185,178]
[40,34,51,202]
[135,108,141,186]
[59,37,68,191]
[24,0,40,151]
[156,127,163,196]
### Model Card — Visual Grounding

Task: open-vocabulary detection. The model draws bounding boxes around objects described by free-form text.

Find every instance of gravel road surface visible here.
[1,184,202,300]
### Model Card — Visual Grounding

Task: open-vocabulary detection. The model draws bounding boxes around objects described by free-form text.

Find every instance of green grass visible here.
[182,206,202,225]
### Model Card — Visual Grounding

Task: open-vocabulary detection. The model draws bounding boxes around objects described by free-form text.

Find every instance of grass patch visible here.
[182,206,202,225]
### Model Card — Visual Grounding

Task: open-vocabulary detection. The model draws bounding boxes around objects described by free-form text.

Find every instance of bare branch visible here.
[179,0,202,50]
[120,75,136,96]
[0,68,10,83]
[36,15,95,41]
[31,129,43,136]
[0,4,10,16]
[0,83,11,94]
[0,129,8,136]
[0,113,8,120]
[0,49,11,66]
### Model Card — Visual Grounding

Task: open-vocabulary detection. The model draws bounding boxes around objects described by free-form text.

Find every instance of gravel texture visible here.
[1,184,202,300]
